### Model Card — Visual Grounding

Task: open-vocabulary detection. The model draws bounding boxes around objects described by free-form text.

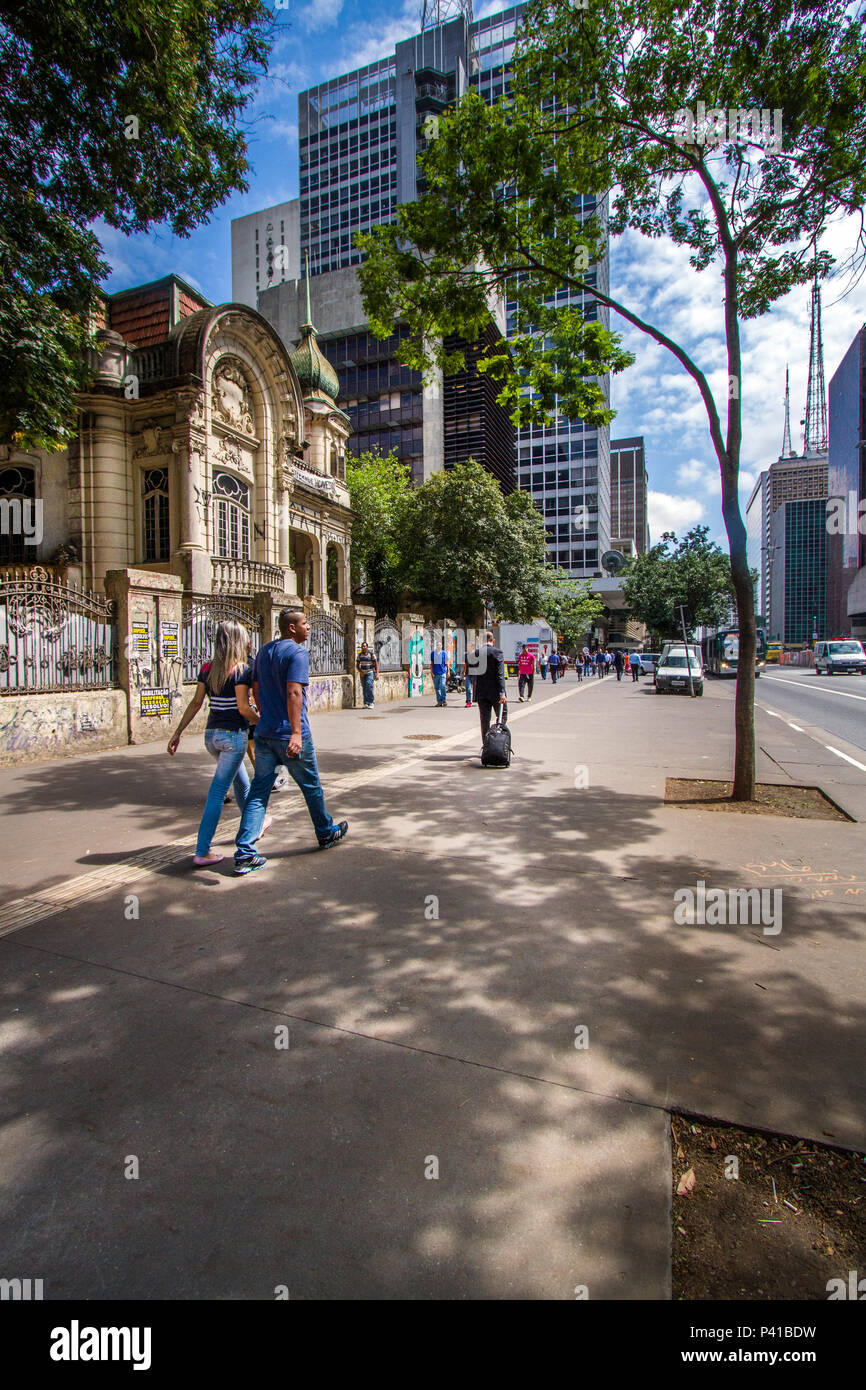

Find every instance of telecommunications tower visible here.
[802,278,828,456]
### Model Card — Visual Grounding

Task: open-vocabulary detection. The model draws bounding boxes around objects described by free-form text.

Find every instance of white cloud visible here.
[648,490,706,535]
[317,0,421,78]
[295,0,345,32]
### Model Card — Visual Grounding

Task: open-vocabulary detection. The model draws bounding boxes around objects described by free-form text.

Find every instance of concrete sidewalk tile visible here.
[0,941,669,1300]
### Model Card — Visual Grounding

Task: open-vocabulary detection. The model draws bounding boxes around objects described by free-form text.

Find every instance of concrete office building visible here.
[230,201,300,309]
[290,2,611,575]
[258,267,515,491]
[746,453,828,638]
[768,497,828,645]
[610,437,649,555]
[827,324,866,638]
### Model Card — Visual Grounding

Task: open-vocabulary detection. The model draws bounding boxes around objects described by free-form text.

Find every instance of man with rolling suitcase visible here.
[471,632,508,757]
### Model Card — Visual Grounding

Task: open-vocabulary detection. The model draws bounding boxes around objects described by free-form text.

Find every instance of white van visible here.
[814,640,866,675]
[655,644,704,695]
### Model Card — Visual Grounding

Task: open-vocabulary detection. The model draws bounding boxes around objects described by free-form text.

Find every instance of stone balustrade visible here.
[210,556,286,596]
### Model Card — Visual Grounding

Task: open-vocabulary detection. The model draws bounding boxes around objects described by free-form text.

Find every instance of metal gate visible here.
[373,617,402,671]
[0,565,116,694]
[308,608,347,676]
[182,594,263,684]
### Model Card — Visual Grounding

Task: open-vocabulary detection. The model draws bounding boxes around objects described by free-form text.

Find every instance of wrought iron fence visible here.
[309,608,347,676]
[182,594,263,684]
[0,565,116,694]
[373,618,403,671]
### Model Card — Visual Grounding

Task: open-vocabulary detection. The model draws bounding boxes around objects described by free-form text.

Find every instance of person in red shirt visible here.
[517,644,536,702]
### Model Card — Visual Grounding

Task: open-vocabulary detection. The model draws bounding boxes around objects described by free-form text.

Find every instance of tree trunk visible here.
[721,473,756,800]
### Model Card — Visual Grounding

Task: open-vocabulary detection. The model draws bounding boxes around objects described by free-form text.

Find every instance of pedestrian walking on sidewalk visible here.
[596,649,605,678]
[431,644,448,707]
[234,608,347,875]
[472,633,508,748]
[167,619,270,868]
[463,649,474,707]
[356,642,379,708]
[539,647,549,680]
[517,644,536,702]
[574,652,583,682]
[583,646,591,677]
[631,652,641,682]
[614,649,624,681]
[548,649,561,684]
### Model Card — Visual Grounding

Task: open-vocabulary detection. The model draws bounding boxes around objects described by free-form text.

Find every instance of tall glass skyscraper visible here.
[296,3,612,578]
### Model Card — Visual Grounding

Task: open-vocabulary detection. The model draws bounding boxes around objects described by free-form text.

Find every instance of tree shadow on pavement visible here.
[0,751,864,1299]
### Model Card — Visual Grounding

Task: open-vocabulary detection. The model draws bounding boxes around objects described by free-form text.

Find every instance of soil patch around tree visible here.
[671,1114,866,1300]
[665,779,851,822]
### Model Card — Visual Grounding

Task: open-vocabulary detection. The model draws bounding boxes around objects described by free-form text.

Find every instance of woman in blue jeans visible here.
[167,620,269,867]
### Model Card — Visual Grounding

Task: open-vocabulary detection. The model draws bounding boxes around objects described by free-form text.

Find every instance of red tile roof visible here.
[107,275,211,347]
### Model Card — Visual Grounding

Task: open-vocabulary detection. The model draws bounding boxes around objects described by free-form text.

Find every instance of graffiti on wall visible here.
[408,629,424,697]
[0,699,118,754]
[306,676,343,713]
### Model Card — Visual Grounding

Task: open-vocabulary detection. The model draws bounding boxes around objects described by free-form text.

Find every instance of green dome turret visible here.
[289,255,340,407]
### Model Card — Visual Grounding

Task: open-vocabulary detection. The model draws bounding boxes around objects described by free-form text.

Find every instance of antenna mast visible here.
[781,365,793,457]
[803,279,828,455]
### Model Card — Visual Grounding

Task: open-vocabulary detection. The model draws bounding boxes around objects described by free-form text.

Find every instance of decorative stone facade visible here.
[0,275,353,611]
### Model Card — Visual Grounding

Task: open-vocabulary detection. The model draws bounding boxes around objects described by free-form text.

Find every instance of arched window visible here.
[142,468,170,561]
[329,445,345,481]
[213,471,251,560]
[326,543,340,601]
[0,465,36,564]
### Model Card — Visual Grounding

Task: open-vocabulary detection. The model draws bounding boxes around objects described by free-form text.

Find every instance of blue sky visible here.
[101,0,866,547]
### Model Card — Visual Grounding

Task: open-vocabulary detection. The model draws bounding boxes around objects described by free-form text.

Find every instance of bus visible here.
[700,627,766,677]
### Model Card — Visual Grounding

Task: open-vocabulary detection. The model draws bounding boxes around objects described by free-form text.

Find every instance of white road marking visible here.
[824,745,866,774]
[762,675,866,703]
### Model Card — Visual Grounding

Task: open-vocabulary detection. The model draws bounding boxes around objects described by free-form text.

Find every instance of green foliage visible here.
[621,527,736,641]
[0,0,274,450]
[400,460,548,623]
[540,570,605,650]
[358,0,866,795]
[345,449,414,616]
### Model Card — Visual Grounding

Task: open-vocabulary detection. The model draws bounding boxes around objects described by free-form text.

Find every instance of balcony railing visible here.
[211,557,285,596]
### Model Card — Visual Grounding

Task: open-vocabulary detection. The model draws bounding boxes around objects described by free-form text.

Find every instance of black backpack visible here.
[481,708,512,768]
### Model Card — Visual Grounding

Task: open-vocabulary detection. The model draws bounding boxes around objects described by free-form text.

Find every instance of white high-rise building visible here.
[231,200,300,308]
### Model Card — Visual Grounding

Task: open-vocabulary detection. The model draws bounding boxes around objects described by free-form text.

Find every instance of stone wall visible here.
[0,690,128,766]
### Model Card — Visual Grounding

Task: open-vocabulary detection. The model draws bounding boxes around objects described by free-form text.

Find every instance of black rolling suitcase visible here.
[481,706,512,767]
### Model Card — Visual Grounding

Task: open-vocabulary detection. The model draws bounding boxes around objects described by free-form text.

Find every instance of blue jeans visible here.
[197,728,250,857]
[433,670,447,704]
[235,734,335,859]
[464,674,473,702]
[361,671,375,706]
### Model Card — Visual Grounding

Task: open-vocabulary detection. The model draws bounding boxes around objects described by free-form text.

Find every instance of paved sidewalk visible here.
[0,673,864,1298]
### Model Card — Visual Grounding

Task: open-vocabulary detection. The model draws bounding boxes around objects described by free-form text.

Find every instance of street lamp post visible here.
[676,604,695,697]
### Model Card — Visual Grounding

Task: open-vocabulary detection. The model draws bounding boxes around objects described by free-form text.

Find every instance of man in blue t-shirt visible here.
[431,645,448,706]
[234,608,347,874]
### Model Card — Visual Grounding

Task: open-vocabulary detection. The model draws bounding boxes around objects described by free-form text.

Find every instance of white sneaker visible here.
[273,768,289,790]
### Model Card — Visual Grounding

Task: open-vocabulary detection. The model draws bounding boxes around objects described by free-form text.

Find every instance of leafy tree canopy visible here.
[345,449,414,616]
[0,0,274,451]
[400,459,548,624]
[357,0,866,798]
[540,570,605,650]
[621,526,736,641]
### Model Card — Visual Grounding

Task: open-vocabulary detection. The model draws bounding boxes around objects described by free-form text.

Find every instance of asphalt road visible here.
[745,665,866,753]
